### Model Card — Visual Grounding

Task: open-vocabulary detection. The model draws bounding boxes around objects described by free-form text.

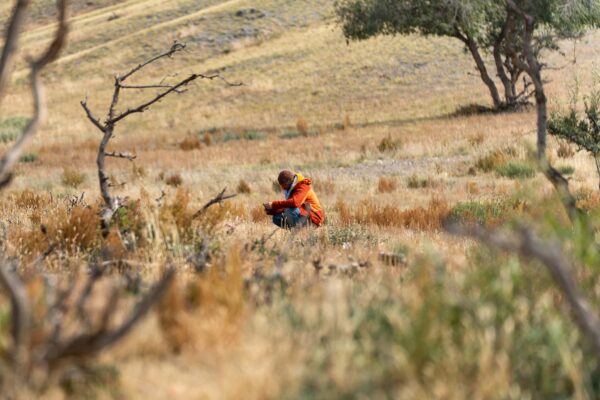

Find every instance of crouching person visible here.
[264,170,325,229]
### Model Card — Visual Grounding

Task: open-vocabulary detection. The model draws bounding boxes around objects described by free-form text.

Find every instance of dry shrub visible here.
[557,141,575,158]
[407,174,437,189]
[180,135,202,151]
[203,133,213,146]
[466,181,480,195]
[377,176,397,193]
[378,135,402,153]
[237,179,251,194]
[12,204,102,257]
[251,205,267,222]
[398,198,450,230]
[160,188,194,237]
[468,133,485,147]
[475,150,507,172]
[11,190,49,209]
[62,168,86,188]
[165,173,183,187]
[336,198,353,226]
[296,118,309,136]
[352,198,449,230]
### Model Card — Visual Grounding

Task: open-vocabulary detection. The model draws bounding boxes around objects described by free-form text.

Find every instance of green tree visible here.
[334,0,597,110]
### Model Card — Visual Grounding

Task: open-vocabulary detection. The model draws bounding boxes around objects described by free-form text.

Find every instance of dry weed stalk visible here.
[80,41,241,237]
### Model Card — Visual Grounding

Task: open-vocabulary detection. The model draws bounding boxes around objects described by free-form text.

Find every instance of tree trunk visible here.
[493,41,514,106]
[97,125,114,237]
[505,2,579,221]
[465,36,502,109]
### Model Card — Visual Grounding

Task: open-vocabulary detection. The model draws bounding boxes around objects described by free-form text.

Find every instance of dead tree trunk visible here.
[81,42,239,237]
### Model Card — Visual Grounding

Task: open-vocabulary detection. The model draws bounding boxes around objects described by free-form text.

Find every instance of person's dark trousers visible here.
[272,207,309,229]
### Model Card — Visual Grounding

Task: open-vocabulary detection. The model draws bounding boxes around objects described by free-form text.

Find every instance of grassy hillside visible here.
[1,1,600,399]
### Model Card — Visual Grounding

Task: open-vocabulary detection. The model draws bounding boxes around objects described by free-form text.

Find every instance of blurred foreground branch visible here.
[447,222,600,362]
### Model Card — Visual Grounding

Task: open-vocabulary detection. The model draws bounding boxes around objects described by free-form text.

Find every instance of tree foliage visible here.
[549,88,600,186]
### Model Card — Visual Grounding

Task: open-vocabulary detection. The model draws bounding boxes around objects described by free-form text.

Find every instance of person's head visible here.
[277,170,295,190]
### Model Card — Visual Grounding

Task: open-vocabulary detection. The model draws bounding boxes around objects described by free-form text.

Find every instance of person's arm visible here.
[271,184,309,210]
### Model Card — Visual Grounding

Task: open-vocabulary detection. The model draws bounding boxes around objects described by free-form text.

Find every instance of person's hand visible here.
[263,202,273,212]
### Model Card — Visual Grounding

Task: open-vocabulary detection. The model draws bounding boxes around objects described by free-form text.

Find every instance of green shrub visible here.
[19,152,38,163]
[496,162,536,179]
[556,165,575,176]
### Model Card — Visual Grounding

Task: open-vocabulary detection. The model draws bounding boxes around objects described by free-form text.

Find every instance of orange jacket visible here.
[271,174,325,226]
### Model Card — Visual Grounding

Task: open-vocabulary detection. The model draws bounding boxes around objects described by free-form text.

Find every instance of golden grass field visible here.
[2,0,600,398]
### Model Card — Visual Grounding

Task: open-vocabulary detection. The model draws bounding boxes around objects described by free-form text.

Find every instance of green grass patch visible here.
[0,116,29,144]
[495,162,536,179]
[450,200,513,225]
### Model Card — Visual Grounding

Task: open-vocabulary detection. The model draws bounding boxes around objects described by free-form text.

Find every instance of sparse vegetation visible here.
[2,0,600,398]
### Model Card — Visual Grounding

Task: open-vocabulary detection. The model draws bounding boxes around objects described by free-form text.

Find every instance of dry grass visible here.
[0,1,599,398]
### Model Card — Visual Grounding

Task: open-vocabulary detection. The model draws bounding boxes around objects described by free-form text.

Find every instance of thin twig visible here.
[105,151,136,161]
[192,188,237,220]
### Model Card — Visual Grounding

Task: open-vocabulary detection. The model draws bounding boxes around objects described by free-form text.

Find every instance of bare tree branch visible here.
[0,0,69,188]
[81,99,105,132]
[109,73,233,125]
[119,41,185,82]
[448,222,600,361]
[0,0,29,106]
[120,84,185,92]
[105,151,136,161]
[192,188,237,220]
[46,268,176,363]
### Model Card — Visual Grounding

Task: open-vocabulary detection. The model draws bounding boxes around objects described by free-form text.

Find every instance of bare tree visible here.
[81,42,240,237]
